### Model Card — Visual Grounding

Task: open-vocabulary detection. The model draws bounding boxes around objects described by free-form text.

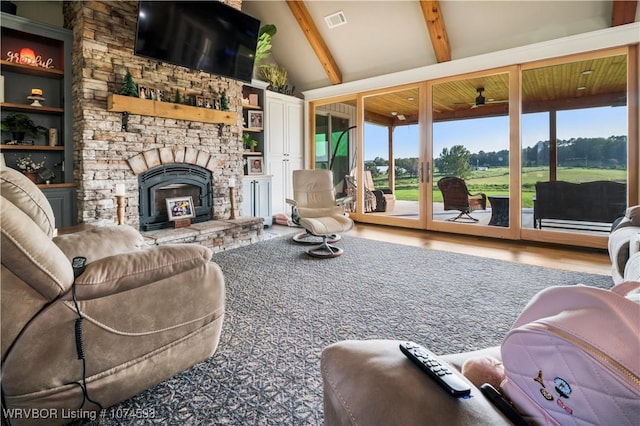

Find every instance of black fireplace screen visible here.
[139,164,212,231]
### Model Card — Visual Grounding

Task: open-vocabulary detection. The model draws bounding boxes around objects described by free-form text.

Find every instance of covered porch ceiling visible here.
[358,53,628,126]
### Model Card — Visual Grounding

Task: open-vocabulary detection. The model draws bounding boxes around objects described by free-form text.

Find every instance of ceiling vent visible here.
[324,11,347,29]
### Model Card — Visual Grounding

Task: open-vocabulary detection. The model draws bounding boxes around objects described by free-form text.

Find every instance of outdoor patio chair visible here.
[437,176,487,222]
[344,174,377,213]
[364,171,396,212]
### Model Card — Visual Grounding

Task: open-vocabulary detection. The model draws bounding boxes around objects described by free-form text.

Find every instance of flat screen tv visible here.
[134,1,260,82]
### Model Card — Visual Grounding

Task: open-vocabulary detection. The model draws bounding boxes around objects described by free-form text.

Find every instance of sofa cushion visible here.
[1,197,74,300]
[1,167,56,237]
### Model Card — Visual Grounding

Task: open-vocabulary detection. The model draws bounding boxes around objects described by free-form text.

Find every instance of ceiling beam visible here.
[611,0,638,26]
[419,0,451,62]
[285,0,343,85]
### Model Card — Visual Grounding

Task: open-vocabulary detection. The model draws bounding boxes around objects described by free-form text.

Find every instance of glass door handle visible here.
[420,162,430,183]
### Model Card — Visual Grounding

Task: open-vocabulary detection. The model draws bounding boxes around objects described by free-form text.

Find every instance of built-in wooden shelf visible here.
[0,60,65,78]
[1,102,64,113]
[243,127,263,132]
[242,103,261,110]
[0,144,64,151]
[37,182,76,189]
[107,94,238,126]
[242,151,263,156]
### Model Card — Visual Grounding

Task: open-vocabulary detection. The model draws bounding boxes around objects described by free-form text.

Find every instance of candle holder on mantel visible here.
[229,177,237,219]
[115,183,126,225]
[116,196,125,225]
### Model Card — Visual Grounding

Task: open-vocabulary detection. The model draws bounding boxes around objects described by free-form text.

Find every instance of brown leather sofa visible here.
[1,167,225,425]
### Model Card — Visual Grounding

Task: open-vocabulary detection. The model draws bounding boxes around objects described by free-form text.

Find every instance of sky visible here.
[363,106,628,161]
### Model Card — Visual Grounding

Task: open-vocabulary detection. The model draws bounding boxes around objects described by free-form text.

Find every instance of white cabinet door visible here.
[242,176,272,227]
[265,92,303,215]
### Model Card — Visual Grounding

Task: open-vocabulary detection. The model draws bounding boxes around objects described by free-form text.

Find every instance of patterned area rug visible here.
[81,235,612,425]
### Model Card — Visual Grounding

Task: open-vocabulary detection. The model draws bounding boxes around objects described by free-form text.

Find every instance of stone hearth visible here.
[142,217,264,252]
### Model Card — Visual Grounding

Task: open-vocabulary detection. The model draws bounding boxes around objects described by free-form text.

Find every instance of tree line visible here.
[366,135,627,179]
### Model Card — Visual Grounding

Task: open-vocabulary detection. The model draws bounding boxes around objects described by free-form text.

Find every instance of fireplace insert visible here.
[139,164,212,230]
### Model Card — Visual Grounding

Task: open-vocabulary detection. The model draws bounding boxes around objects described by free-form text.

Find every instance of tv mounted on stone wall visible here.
[134,1,260,83]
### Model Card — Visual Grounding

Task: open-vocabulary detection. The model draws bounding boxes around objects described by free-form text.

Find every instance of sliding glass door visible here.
[430,72,512,235]
[521,53,629,244]
[306,46,637,249]
[360,86,422,226]
[314,100,357,196]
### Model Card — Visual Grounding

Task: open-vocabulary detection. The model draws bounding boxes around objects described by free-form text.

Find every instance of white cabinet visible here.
[242,175,273,227]
[265,91,303,215]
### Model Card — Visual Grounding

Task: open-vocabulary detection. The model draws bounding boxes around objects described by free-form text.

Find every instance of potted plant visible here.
[1,113,47,141]
[254,24,277,72]
[242,132,258,151]
[259,63,288,93]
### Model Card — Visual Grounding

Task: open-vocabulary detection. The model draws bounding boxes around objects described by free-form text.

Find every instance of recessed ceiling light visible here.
[324,11,347,29]
[391,111,398,116]
[581,70,593,75]
[397,114,406,121]
[577,86,587,90]
[407,97,415,101]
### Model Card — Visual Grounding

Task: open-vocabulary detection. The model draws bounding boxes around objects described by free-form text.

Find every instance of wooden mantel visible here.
[107,94,238,125]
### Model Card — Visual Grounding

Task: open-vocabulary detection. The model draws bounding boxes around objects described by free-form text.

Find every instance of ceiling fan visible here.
[470,87,509,109]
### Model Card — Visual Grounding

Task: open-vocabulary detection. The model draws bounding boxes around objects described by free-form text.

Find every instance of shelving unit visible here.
[241,81,268,166]
[241,80,272,226]
[1,13,75,227]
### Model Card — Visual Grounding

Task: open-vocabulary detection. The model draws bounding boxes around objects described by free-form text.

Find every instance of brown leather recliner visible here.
[1,167,225,425]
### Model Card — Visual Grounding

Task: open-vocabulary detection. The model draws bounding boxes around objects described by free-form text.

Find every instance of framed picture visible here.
[248,110,263,129]
[247,156,264,175]
[166,196,195,221]
[138,85,149,99]
[204,98,213,108]
[196,96,205,108]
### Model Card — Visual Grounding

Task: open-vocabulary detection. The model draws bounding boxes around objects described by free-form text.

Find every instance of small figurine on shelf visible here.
[119,70,138,97]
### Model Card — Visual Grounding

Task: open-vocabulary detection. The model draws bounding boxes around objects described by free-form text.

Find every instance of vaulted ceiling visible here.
[241,0,639,96]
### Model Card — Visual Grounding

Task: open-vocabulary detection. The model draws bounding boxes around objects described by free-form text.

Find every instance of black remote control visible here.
[399,341,471,397]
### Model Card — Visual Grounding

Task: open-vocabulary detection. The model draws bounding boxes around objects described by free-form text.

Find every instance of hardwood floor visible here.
[270,223,612,276]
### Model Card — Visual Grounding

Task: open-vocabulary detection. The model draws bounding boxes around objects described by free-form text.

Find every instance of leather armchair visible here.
[1,167,225,425]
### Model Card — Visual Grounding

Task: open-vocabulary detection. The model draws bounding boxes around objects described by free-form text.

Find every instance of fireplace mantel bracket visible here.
[121,111,129,131]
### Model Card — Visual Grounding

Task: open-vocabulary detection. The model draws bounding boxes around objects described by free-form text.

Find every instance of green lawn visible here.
[374,167,627,208]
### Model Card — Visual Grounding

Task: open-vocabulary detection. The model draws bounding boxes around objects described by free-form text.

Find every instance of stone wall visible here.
[63,0,246,229]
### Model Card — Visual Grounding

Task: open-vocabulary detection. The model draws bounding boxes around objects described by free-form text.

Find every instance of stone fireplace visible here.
[62,1,262,250]
[138,162,212,231]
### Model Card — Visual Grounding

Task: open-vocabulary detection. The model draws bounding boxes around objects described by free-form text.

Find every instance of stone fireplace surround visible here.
[63,0,263,250]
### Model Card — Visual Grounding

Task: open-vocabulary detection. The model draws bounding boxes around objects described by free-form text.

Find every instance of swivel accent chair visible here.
[286,169,354,258]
